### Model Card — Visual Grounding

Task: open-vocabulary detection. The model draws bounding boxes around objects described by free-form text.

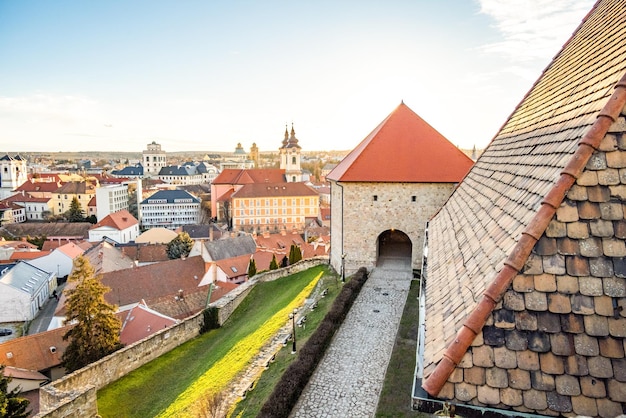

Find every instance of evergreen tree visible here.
[66,197,85,222]
[166,232,195,259]
[0,365,30,418]
[269,254,279,270]
[247,257,257,278]
[62,256,122,372]
[288,244,303,265]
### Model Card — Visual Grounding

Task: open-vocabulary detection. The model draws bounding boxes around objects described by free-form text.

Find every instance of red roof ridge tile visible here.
[422,72,626,396]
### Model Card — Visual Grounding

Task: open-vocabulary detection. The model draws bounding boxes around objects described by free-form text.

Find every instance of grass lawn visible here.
[230,273,343,417]
[375,279,430,418]
[97,264,334,418]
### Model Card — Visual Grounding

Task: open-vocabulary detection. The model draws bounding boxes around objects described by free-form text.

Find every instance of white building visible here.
[88,210,140,243]
[96,184,129,221]
[140,189,200,230]
[158,162,219,185]
[279,125,303,183]
[143,141,167,177]
[0,154,27,199]
[0,262,57,322]
[28,242,86,278]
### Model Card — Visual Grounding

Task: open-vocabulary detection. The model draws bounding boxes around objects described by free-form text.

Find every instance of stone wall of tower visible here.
[330,180,457,275]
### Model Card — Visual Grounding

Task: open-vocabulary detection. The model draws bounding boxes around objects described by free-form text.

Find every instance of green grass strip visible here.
[157,271,323,418]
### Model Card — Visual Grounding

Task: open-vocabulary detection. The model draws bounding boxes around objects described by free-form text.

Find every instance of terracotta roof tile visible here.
[90,209,138,231]
[327,102,473,183]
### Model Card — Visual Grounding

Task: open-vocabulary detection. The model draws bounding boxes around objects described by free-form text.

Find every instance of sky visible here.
[0,0,596,154]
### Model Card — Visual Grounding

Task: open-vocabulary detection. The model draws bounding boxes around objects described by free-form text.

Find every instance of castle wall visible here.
[330,181,456,274]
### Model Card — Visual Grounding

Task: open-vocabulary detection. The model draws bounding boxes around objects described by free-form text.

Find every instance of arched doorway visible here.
[377,229,412,268]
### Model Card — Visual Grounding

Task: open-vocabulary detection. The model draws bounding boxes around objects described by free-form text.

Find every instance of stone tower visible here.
[279,124,302,183]
[249,142,260,167]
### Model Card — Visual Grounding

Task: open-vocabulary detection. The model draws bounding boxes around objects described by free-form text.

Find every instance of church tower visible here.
[0,154,27,199]
[279,124,302,182]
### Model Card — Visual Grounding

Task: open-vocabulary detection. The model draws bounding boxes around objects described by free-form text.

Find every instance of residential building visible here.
[327,102,473,274]
[111,163,144,179]
[88,210,139,243]
[230,182,319,233]
[416,3,626,417]
[143,141,167,176]
[0,327,69,381]
[158,162,219,185]
[0,154,27,199]
[0,261,57,322]
[279,124,303,182]
[13,179,62,199]
[96,183,129,221]
[139,189,200,230]
[50,181,97,215]
[28,242,85,278]
[119,302,177,346]
[1,193,53,221]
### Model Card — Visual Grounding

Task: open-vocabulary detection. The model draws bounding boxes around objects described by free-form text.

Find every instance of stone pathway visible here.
[290,260,413,418]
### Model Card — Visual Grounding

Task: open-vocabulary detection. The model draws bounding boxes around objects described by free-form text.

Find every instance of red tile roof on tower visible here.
[90,210,138,231]
[212,168,286,185]
[327,102,473,183]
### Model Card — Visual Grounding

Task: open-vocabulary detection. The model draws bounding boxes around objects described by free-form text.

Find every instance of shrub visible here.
[200,307,220,334]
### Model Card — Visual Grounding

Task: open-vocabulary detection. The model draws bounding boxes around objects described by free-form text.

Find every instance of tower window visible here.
[292,156,296,164]
[373,195,378,201]
[411,196,416,202]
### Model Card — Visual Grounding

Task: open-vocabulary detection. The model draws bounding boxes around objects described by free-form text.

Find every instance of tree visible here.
[247,257,257,278]
[269,254,279,270]
[66,197,85,222]
[288,244,302,265]
[62,256,122,372]
[26,235,46,250]
[167,232,195,259]
[0,365,30,418]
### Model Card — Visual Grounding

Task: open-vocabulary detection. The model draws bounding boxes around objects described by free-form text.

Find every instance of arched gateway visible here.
[377,229,412,268]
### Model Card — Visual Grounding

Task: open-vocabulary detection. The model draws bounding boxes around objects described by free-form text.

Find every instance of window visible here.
[292,156,296,164]
[412,196,417,202]
[373,195,378,201]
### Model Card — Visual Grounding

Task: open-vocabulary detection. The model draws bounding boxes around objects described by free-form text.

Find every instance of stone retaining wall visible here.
[35,256,329,418]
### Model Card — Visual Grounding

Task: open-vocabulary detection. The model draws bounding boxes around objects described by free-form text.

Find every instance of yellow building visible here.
[50,181,97,215]
[231,182,319,233]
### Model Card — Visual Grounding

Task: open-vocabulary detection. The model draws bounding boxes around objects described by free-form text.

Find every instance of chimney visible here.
[209,226,214,242]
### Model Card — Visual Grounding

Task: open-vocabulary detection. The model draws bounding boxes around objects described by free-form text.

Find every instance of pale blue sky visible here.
[0,0,595,153]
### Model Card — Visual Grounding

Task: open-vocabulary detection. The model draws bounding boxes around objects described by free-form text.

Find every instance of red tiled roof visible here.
[91,210,138,231]
[119,303,177,346]
[0,327,69,372]
[212,168,286,185]
[101,256,209,309]
[56,242,86,259]
[14,180,62,193]
[231,182,318,199]
[2,194,50,203]
[327,102,473,183]
[9,251,50,260]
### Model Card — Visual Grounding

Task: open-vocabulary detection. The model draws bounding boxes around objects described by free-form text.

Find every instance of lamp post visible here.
[289,308,298,354]
[341,253,347,283]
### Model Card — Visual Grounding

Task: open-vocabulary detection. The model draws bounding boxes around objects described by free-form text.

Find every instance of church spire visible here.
[282,124,289,148]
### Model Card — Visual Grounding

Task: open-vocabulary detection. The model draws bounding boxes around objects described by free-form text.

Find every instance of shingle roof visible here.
[327,102,473,183]
[203,235,257,261]
[14,181,61,194]
[54,181,95,194]
[231,182,319,199]
[112,164,143,176]
[119,302,177,346]
[421,0,626,408]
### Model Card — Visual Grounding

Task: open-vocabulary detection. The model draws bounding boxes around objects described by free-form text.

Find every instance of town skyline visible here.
[1,0,595,153]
